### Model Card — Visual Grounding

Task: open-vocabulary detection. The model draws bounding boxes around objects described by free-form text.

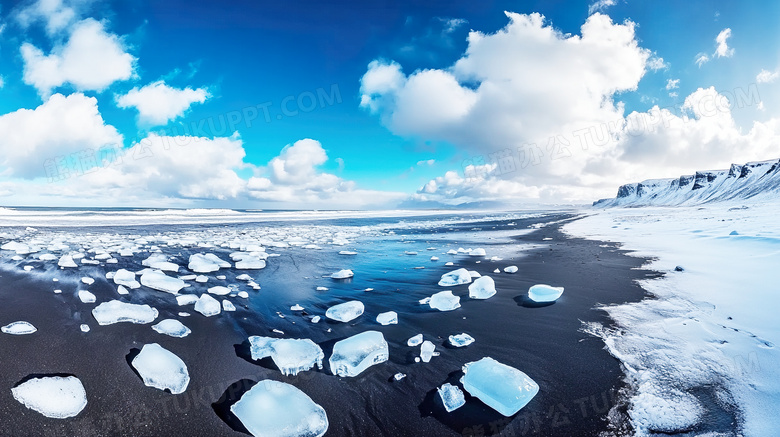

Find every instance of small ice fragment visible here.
[140,271,185,294]
[407,334,423,347]
[195,275,209,283]
[468,270,481,278]
[58,255,78,268]
[291,304,304,311]
[415,357,420,363]
[222,300,236,312]
[311,316,321,323]
[78,290,96,304]
[2,321,37,335]
[468,276,496,300]
[331,269,354,279]
[394,373,406,381]
[11,376,87,418]
[92,300,159,325]
[208,286,231,296]
[178,312,190,317]
[176,295,198,306]
[53,289,62,294]
[152,319,191,338]
[376,311,398,325]
[188,253,229,273]
[493,268,500,273]
[430,256,439,261]
[248,336,324,376]
[449,333,475,347]
[428,290,461,311]
[527,284,564,303]
[364,288,374,292]
[418,297,431,305]
[470,248,487,257]
[24,266,33,272]
[444,262,453,266]
[80,324,90,333]
[238,291,249,298]
[329,330,389,377]
[460,357,539,416]
[235,257,266,269]
[230,380,328,437]
[272,329,284,335]
[420,341,435,363]
[325,300,364,322]
[339,250,357,255]
[503,266,518,274]
[438,383,466,412]
[114,269,141,288]
[194,294,221,317]
[117,285,129,295]
[179,274,196,281]
[438,268,472,286]
[316,286,328,291]
[131,343,190,394]
[236,274,253,281]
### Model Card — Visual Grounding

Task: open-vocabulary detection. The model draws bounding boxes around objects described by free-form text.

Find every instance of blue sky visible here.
[0,0,778,208]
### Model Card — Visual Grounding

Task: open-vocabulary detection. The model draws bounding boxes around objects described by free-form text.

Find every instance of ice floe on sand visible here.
[194,294,221,317]
[461,357,539,416]
[438,383,466,412]
[92,300,159,325]
[248,336,324,376]
[325,300,364,322]
[131,343,190,394]
[230,380,328,437]
[527,284,563,303]
[438,268,472,287]
[152,319,191,338]
[2,321,37,335]
[427,290,461,311]
[449,333,475,347]
[12,376,87,418]
[329,331,388,377]
[140,271,185,294]
[376,311,398,325]
[468,276,496,299]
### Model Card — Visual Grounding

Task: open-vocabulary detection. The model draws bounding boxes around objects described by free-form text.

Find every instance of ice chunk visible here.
[449,333,475,347]
[339,250,357,255]
[188,253,230,273]
[468,270,481,278]
[420,341,435,363]
[140,271,185,294]
[503,265,518,274]
[394,373,406,381]
[236,274,253,281]
[141,254,179,272]
[235,257,266,269]
[325,300,364,322]
[195,275,208,283]
[58,255,78,268]
[230,380,328,437]
[431,256,439,261]
[131,343,190,394]
[470,248,487,257]
[248,336,324,376]
[291,304,304,311]
[438,268,472,286]
[222,300,236,312]
[468,276,496,300]
[11,376,87,419]
[2,241,33,254]
[78,290,96,304]
[81,277,94,285]
[238,291,249,298]
[194,294,221,317]
[438,383,466,412]
[493,268,500,273]
[527,284,564,303]
[80,324,90,332]
[92,300,159,325]
[376,311,398,325]
[330,269,354,279]
[316,286,328,291]
[2,321,37,335]
[152,319,191,338]
[113,269,141,289]
[407,334,423,347]
[117,285,129,295]
[207,286,231,296]
[329,331,389,377]
[460,357,539,416]
[444,261,453,266]
[176,295,198,306]
[311,316,320,323]
[428,290,461,311]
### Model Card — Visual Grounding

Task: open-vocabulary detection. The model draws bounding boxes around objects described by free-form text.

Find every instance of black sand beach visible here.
[0,214,659,436]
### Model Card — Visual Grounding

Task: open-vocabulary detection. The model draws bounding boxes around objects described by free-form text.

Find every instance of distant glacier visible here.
[594,158,780,207]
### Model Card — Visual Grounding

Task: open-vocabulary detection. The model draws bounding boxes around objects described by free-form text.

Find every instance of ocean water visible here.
[0,208,654,436]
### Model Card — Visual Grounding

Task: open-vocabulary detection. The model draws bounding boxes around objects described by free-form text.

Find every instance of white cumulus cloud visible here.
[21,18,135,97]
[714,28,734,58]
[0,92,122,179]
[756,69,779,84]
[116,81,210,126]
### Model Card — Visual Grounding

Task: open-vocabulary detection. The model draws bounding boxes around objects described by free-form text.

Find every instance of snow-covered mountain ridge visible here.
[594,158,780,207]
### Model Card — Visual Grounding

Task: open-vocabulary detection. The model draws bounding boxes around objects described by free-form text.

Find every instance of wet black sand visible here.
[0,214,660,436]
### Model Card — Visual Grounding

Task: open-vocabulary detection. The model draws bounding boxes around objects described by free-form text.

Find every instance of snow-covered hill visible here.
[594,159,780,207]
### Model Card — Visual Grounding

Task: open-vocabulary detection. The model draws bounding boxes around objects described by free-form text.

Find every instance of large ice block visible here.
[230,380,328,437]
[329,331,388,377]
[460,357,539,416]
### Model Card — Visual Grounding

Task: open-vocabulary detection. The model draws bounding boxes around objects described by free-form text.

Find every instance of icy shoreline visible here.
[565,202,780,436]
